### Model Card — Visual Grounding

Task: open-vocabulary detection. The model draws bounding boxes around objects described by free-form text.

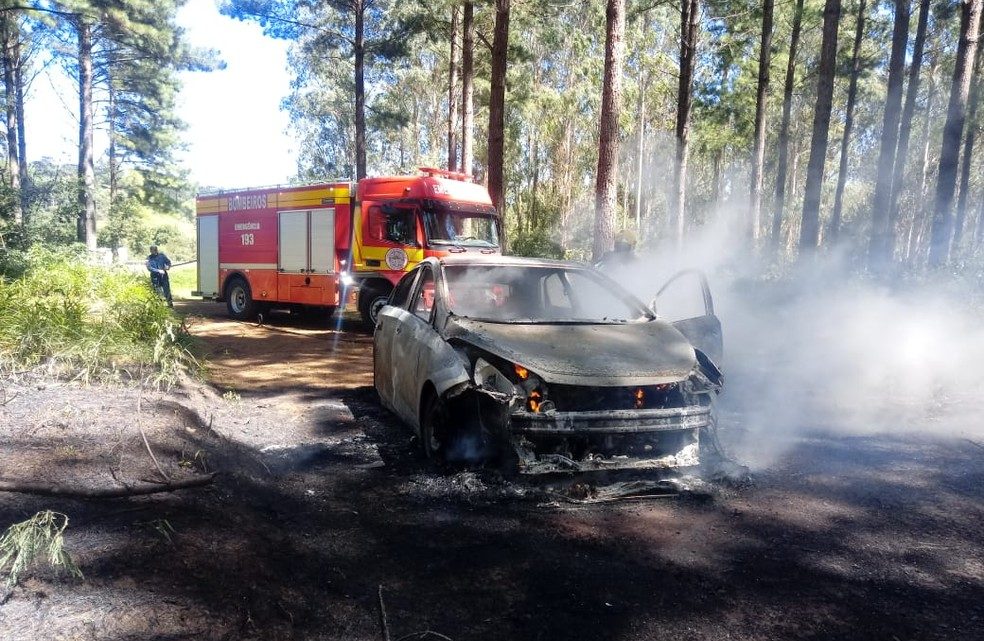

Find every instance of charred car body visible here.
[373,256,723,475]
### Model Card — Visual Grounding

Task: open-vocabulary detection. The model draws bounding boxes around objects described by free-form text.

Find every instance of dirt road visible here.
[1,300,982,640]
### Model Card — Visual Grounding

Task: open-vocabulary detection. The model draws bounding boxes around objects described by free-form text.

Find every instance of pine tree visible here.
[771,0,804,247]
[829,0,867,242]
[868,0,911,272]
[799,0,842,253]
[749,0,774,244]
[592,0,625,262]
[928,0,983,265]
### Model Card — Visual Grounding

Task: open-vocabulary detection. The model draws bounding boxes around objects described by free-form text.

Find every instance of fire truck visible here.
[193,168,501,326]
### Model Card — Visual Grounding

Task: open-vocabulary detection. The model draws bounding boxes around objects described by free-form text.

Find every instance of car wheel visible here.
[359,287,391,328]
[225,277,256,320]
[420,391,450,464]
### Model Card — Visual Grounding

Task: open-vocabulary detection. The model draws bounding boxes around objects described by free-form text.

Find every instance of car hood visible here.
[445,316,697,386]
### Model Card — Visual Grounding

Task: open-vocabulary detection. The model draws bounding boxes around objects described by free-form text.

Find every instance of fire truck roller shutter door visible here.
[279,210,308,272]
[310,208,336,273]
[197,215,219,297]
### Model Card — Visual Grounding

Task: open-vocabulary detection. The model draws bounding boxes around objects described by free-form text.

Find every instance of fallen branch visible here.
[395,632,455,641]
[378,585,391,641]
[137,392,171,483]
[0,473,216,499]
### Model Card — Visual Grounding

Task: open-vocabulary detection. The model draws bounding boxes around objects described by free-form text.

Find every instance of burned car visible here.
[372,256,723,475]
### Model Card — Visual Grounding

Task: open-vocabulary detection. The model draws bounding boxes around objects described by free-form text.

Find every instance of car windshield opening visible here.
[423,209,499,248]
[444,264,648,323]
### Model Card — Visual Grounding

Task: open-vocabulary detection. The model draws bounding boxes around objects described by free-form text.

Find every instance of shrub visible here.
[0,246,195,386]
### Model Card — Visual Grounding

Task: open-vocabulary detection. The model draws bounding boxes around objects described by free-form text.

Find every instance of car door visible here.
[374,269,418,411]
[391,265,438,425]
[653,270,723,364]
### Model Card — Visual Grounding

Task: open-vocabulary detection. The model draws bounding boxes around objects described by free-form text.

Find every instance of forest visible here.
[3,3,984,639]
[0,0,982,271]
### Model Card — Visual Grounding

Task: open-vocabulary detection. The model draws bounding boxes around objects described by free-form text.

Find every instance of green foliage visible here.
[0,246,195,386]
[0,511,82,587]
[510,231,565,260]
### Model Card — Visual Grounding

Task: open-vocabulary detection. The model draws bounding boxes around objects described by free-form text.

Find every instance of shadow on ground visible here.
[2,389,982,640]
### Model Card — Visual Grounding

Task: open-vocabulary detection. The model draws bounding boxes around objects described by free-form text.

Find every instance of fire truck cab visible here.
[350,168,500,325]
[194,168,500,326]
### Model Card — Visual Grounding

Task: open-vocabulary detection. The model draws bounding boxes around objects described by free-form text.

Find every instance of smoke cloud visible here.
[610,213,984,470]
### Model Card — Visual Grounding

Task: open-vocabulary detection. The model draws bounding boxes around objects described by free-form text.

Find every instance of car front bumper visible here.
[507,405,710,475]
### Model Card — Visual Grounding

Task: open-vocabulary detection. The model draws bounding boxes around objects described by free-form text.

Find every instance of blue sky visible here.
[25,0,297,189]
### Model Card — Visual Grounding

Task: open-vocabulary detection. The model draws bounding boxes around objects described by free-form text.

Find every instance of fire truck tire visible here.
[225,277,256,321]
[358,286,391,328]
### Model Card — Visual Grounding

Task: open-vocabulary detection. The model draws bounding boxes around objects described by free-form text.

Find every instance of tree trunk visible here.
[108,71,119,259]
[461,1,474,179]
[530,135,540,230]
[919,58,939,198]
[593,0,626,262]
[905,59,939,263]
[771,0,804,246]
[798,0,842,253]
[487,0,510,244]
[953,7,984,250]
[412,97,420,167]
[887,0,930,247]
[928,0,983,266]
[867,0,910,272]
[673,0,699,249]
[14,32,26,221]
[975,194,984,247]
[108,73,118,209]
[749,0,775,244]
[2,14,22,225]
[354,0,367,180]
[635,73,646,228]
[447,5,459,172]
[829,0,866,242]
[77,17,97,250]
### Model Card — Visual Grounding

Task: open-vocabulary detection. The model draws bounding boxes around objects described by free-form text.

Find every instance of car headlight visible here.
[473,357,548,413]
[473,357,514,394]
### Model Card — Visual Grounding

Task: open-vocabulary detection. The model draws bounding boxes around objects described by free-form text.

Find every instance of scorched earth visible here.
[0,300,981,641]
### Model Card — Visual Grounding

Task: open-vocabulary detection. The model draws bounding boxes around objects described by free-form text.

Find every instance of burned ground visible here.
[0,301,982,640]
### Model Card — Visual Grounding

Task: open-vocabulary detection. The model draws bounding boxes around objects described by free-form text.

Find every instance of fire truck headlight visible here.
[340,271,355,287]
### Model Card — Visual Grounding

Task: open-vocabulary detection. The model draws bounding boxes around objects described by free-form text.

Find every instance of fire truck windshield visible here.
[422,208,499,248]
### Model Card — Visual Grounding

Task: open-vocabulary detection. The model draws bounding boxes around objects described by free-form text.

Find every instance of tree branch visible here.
[233,8,355,46]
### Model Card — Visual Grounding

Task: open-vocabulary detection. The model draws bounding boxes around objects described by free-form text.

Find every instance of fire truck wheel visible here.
[358,287,391,328]
[225,277,256,320]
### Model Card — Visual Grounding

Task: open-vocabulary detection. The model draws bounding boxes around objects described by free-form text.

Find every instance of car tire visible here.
[358,286,391,328]
[420,391,450,465]
[225,277,256,320]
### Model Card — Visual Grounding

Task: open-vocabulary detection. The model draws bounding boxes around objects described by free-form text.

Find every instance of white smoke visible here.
[613,213,984,470]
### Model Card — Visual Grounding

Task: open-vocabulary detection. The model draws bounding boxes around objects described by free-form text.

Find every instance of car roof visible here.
[433,255,588,270]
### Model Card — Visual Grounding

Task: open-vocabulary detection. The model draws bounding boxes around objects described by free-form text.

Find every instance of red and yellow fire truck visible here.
[193,168,501,325]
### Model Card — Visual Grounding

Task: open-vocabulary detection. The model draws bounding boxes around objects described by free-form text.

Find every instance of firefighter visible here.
[146,244,173,307]
[597,229,638,272]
